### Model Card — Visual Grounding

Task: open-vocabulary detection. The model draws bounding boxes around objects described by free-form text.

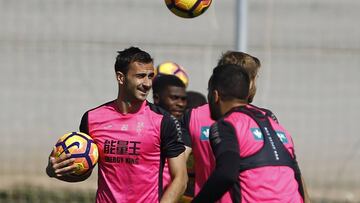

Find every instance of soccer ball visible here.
[54,132,99,175]
[156,62,189,87]
[165,0,212,18]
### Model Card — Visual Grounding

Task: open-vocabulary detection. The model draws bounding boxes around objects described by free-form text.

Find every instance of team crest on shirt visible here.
[251,128,263,140]
[276,131,288,143]
[200,126,210,141]
[251,128,288,143]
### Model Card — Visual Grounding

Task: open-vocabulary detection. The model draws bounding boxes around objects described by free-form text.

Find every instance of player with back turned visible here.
[191,64,304,202]
[180,51,270,202]
[46,47,187,203]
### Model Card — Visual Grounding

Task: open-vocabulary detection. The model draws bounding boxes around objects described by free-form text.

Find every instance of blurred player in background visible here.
[46,46,187,203]
[152,73,197,201]
[191,64,304,202]
[186,91,207,109]
[181,51,264,202]
[152,74,187,120]
[183,90,208,198]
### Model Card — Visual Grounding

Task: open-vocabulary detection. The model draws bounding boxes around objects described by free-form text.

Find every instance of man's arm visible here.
[191,120,240,203]
[302,174,311,202]
[191,152,239,203]
[180,109,193,160]
[160,152,188,203]
[160,113,189,202]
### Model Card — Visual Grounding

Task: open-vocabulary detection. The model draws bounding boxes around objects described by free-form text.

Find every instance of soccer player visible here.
[152,74,192,200]
[152,74,187,119]
[180,51,266,202]
[192,64,304,202]
[46,47,188,203]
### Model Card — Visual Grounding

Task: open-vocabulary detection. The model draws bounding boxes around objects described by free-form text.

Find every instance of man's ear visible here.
[249,80,254,90]
[213,89,220,103]
[153,93,160,105]
[116,71,125,85]
[248,80,256,103]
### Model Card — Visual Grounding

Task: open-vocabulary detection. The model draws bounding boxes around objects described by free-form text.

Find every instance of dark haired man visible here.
[153,74,187,120]
[191,64,304,203]
[180,51,264,202]
[46,47,187,203]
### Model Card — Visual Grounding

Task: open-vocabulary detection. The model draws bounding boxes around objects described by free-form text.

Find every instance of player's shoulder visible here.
[247,104,279,123]
[214,116,235,130]
[148,102,183,135]
[192,103,209,112]
[189,103,211,119]
[79,100,115,133]
[209,117,235,146]
[80,101,115,122]
[180,103,211,126]
[85,100,115,114]
[147,102,179,124]
[147,102,170,117]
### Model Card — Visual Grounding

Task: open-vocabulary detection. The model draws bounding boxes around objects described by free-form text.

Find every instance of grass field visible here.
[1,174,358,203]
[0,186,357,203]
[0,186,96,203]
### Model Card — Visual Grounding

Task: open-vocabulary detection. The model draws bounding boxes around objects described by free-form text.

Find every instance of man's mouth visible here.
[138,89,148,95]
[171,111,183,117]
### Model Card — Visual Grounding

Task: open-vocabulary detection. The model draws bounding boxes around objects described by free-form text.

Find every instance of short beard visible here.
[208,100,221,120]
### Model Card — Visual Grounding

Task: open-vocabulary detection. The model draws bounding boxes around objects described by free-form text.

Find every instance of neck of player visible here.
[116,94,144,114]
[220,99,248,116]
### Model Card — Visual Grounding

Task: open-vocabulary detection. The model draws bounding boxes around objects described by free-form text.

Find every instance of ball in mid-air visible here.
[156,62,189,87]
[54,132,98,175]
[165,0,212,18]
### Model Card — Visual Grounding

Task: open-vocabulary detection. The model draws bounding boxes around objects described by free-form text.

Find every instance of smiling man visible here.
[46,47,187,203]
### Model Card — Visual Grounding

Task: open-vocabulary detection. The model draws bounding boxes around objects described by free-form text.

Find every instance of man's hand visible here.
[45,146,91,182]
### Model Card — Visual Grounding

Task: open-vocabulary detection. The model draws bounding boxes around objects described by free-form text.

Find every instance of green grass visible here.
[0,185,96,203]
[0,185,352,203]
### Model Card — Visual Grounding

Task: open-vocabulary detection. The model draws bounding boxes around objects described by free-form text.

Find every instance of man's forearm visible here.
[161,153,188,203]
[160,174,188,203]
[192,152,239,203]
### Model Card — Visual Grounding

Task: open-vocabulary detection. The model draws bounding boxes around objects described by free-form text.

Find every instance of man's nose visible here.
[143,78,152,88]
[177,99,187,108]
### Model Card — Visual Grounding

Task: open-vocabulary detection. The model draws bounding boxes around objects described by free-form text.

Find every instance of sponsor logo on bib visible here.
[200,126,210,141]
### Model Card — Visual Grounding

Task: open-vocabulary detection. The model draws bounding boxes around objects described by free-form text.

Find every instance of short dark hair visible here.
[153,74,186,94]
[209,64,250,101]
[114,47,153,74]
[186,91,207,109]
